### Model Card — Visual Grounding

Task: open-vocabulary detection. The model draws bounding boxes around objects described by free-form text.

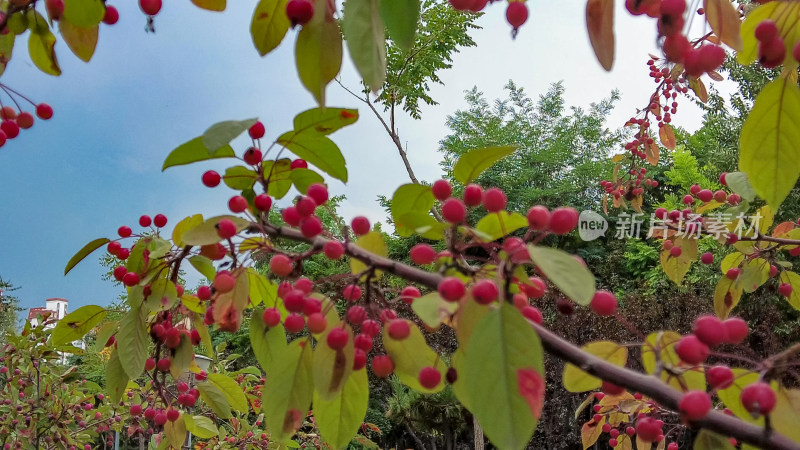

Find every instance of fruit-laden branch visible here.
[255,221,800,450]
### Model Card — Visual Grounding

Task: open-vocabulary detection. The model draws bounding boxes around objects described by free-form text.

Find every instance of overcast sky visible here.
[0,0,717,315]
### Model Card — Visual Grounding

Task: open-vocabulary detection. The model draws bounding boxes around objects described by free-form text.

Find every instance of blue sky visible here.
[0,1,711,316]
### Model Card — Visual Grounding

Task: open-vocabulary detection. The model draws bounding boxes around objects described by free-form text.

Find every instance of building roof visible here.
[45,297,69,303]
[27,307,49,320]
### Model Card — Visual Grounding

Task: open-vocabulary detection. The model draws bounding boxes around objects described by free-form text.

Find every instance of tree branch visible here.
[253,220,800,450]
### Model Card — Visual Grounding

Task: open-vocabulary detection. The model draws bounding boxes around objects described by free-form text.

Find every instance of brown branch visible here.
[253,220,800,450]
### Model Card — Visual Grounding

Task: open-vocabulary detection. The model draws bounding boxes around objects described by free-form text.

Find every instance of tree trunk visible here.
[473,416,485,450]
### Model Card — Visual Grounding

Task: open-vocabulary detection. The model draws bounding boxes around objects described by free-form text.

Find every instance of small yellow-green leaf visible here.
[59,19,97,62]
[342,0,386,92]
[189,255,216,281]
[641,331,705,392]
[164,414,187,449]
[295,2,342,105]
[51,305,106,346]
[350,231,387,280]
[383,320,445,393]
[739,77,800,210]
[713,276,743,319]
[223,165,258,190]
[251,306,287,374]
[314,367,369,450]
[202,118,258,152]
[736,257,770,293]
[289,168,324,194]
[192,0,226,11]
[294,107,359,134]
[183,415,219,439]
[582,416,605,449]
[169,335,195,379]
[117,306,148,380]
[251,0,290,56]
[63,0,104,27]
[277,131,348,182]
[162,137,235,171]
[475,211,529,241]
[65,237,110,275]
[28,27,61,76]
[262,339,314,443]
[453,146,517,185]
[197,382,232,419]
[725,172,757,203]
[779,271,800,311]
[172,214,203,248]
[772,387,800,443]
[208,373,249,413]
[181,215,250,246]
[563,341,627,392]
[528,245,596,305]
[659,236,698,285]
[313,324,354,399]
[105,350,129,404]
[411,292,458,329]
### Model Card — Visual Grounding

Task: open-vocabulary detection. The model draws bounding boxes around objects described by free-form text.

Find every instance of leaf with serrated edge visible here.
[202,119,258,152]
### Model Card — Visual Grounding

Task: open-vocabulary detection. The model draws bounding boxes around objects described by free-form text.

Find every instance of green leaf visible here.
[277,131,348,182]
[693,430,736,450]
[313,324,354,399]
[379,0,420,51]
[0,33,15,77]
[779,271,800,311]
[263,339,314,443]
[411,292,458,329]
[453,146,516,185]
[143,278,179,313]
[173,214,204,247]
[208,373,249,413]
[105,350,129,404]
[28,26,61,76]
[475,211,529,241]
[92,321,118,352]
[461,304,544,450]
[713,276,743,319]
[192,0,226,11]
[350,232,387,280]
[223,165,258,190]
[162,137,235,171]
[313,366,369,450]
[117,306,148,380]
[63,0,105,27]
[394,212,446,240]
[641,331,706,392]
[289,168,324,194]
[343,0,386,92]
[263,158,294,198]
[164,414,187,450]
[189,255,217,281]
[717,369,764,425]
[527,245,596,306]
[736,257,770,293]
[293,107,359,135]
[183,415,219,439]
[563,341,627,392]
[382,320,444,393]
[58,19,97,62]
[248,268,279,308]
[51,305,106,346]
[181,295,207,315]
[251,0,290,56]
[170,335,195,379]
[739,77,800,209]
[202,118,258,152]
[295,2,343,105]
[250,307,287,375]
[64,237,109,275]
[390,183,434,228]
[197,382,232,419]
[181,215,251,246]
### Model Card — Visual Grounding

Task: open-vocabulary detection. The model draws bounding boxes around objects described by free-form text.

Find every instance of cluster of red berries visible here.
[679,181,741,207]
[109,214,169,287]
[600,168,655,200]
[448,0,528,34]
[0,103,52,148]
[753,20,799,69]
[277,183,330,239]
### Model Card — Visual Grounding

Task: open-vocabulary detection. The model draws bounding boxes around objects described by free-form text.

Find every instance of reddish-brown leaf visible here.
[704,0,743,51]
[586,0,614,71]
[773,221,796,237]
[645,140,660,165]
[658,124,676,150]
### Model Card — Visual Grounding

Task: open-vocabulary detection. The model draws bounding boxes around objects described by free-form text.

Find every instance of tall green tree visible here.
[0,277,21,343]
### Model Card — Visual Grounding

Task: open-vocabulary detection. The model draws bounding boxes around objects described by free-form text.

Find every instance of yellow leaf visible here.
[641,331,705,392]
[658,124,676,150]
[349,231,387,280]
[645,140,660,165]
[585,0,614,71]
[58,19,97,62]
[563,341,627,392]
[704,0,743,51]
[659,236,698,285]
[714,276,743,319]
[779,271,800,311]
[581,416,605,449]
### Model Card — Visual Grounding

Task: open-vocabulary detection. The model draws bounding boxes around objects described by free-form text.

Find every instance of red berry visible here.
[400,286,421,304]
[693,315,727,347]
[482,187,507,212]
[689,184,701,195]
[706,365,734,390]
[118,226,132,238]
[351,216,371,236]
[506,1,528,29]
[590,290,618,316]
[410,244,437,265]
[679,390,712,420]
[353,348,367,370]
[770,265,778,278]
[202,170,221,187]
[326,328,349,351]
[296,196,317,217]
[527,205,550,230]
[164,328,181,349]
[371,355,394,377]
[290,159,308,169]
[602,380,625,395]
[755,20,778,42]
[387,320,411,340]
[284,313,305,333]
[139,215,152,227]
[549,207,579,235]
[283,289,306,313]
[16,112,33,129]
[307,183,329,205]
[463,184,483,206]
[144,358,156,371]
[723,317,749,344]
[36,103,53,120]
[442,198,466,224]
[108,240,122,255]
[472,280,499,304]
[779,282,793,297]
[521,306,543,324]
[699,44,725,72]
[741,382,776,416]
[346,306,367,325]
[701,252,714,264]
[362,319,381,338]
[262,308,281,327]
[154,411,168,426]
[228,196,249,213]
[103,5,119,25]
[525,277,547,299]
[675,335,710,365]
[419,366,442,389]
[286,0,314,27]
[244,147,262,165]
[669,246,682,258]
[139,0,162,16]
[270,254,293,277]
[122,272,140,287]
[130,404,142,416]
[432,179,452,201]
[248,121,265,139]
[726,268,740,280]
[697,189,713,203]
[166,408,179,422]
[156,358,171,372]
[216,218,237,239]
[153,214,167,228]
[438,277,466,302]
[254,194,272,211]
[636,417,662,442]
[282,207,302,226]
[449,0,475,10]
[113,266,127,281]
[342,284,362,301]
[324,241,345,260]
[300,216,323,238]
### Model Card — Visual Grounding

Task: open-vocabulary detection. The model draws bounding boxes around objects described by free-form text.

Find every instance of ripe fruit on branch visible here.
[636,417,662,442]
[372,355,394,377]
[527,205,550,230]
[400,286,421,304]
[692,315,727,347]
[351,216,370,236]
[472,280,499,304]
[248,121,265,139]
[463,184,483,206]
[343,284,362,301]
[706,365,734,390]
[482,187,507,212]
[324,241,345,260]
[139,0,162,16]
[442,198,466,223]
[243,147,262,165]
[549,207,579,235]
[779,282,793,297]
[327,328,349,350]
[103,5,119,25]
[521,306,543,324]
[156,358,170,372]
[590,290,618,316]
[347,306,367,325]
[419,366,442,389]
[410,244,437,265]
[286,0,314,27]
[701,252,714,264]
[228,196,248,213]
[36,103,53,120]
[216,219,237,239]
[202,170,221,187]
[307,183,329,205]
[675,335,709,365]
[300,216,323,238]
[506,1,529,30]
[284,313,305,333]
[262,308,281,327]
[740,382,776,416]
[432,179,452,201]
[387,320,410,340]
[438,276,466,302]
[269,254,293,277]
[679,390,712,420]
[601,380,625,395]
[254,194,272,211]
